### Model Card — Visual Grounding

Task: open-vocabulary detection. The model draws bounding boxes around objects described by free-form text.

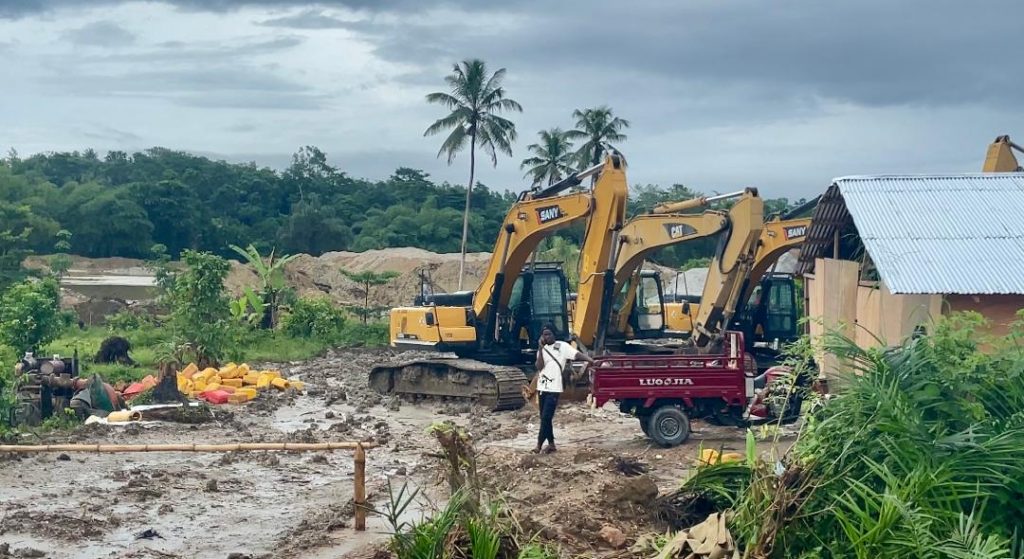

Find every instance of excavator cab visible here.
[501,262,571,350]
[732,273,799,351]
[627,270,667,339]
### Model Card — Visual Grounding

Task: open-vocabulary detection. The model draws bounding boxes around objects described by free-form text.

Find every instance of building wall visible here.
[808,262,1024,361]
[944,294,1024,338]
[805,258,858,384]
[856,281,942,348]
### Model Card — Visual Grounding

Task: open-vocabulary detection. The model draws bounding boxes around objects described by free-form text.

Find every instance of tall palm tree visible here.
[566,106,630,182]
[424,59,523,290]
[520,128,576,186]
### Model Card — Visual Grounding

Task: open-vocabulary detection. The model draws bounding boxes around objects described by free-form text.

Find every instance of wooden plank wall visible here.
[856,282,941,348]
[806,258,858,384]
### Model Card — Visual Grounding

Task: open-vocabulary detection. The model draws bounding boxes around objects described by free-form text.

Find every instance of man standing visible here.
[534,324,594,454]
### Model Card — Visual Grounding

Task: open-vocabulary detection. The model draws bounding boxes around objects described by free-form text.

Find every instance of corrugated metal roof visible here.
[833,173,1024,294]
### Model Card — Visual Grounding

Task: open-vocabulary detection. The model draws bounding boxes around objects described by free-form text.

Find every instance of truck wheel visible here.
[647,406,691,447]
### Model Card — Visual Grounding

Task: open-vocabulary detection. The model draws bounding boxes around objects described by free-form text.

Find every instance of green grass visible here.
[43,321,388,383]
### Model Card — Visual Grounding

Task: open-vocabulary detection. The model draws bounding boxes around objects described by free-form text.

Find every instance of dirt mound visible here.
[23,254,155,276]
[27,248,495,320]
[226,248,493,308]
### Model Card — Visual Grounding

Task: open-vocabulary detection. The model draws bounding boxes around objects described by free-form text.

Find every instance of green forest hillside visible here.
[0,147,804,269]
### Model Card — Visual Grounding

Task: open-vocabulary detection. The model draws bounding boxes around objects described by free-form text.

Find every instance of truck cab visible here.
[591,330,809,447]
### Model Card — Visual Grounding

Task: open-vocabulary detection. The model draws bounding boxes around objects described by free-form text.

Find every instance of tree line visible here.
[0,146,803,275]
[0,146,515,262]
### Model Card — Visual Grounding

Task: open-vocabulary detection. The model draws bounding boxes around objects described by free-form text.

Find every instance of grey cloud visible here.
[180,91,324,110]
[258,9,349,29]
[0,0,474,18]
[110,36,305,64]
[17,0,1016,115]
[226,122,259,133]
[45,65,324,110]
[338,0,1023,111]
[64,20,136,47]
[81,124,143,144]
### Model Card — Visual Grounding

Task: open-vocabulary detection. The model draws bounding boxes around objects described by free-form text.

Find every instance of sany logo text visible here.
[537,206,563,223]
[784,225,807,240]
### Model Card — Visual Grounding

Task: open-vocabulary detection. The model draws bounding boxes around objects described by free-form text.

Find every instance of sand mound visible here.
[225,248,494,308]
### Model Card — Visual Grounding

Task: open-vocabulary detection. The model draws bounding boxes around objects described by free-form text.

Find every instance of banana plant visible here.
[229,286,267,327]
[229,244,298,328]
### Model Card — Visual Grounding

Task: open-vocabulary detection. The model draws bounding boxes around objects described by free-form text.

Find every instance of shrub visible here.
[105,310,154,332]
[166,250,231,364]
[698,312,1024,558]
[0,278,68,352]
[282,297,346,340]
[337,321,389,347]
[0,343,19,433]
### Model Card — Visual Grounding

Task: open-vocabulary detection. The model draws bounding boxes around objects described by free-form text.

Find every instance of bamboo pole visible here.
[354,443,367,531]
[0,442,378,453]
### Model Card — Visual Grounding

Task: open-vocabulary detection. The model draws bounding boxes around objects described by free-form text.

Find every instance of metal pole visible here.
[652,189,747,214]
[532,160,606,199]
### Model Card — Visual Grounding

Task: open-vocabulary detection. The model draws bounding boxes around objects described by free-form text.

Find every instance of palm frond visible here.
[424,111,468,137]
[424,91,463,109]
[436,125,468,163]
[481,66,506,93]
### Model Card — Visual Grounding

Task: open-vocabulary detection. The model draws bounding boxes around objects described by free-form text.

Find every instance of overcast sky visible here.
[2,0,1022,199]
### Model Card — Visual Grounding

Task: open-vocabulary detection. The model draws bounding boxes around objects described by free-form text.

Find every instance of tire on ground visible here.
[645,405,691,447]
[639,415,651,436]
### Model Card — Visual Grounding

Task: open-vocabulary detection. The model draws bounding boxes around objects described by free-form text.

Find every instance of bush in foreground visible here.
[684,312,1024,559]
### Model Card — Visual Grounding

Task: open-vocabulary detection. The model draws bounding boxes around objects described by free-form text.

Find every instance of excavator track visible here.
[367,357,527,411]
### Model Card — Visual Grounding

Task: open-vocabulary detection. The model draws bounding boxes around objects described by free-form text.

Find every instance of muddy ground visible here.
[0,349,795,559]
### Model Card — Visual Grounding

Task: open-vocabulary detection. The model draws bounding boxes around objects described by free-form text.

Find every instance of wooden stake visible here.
[354,442,367,531]
[0,442,378,453]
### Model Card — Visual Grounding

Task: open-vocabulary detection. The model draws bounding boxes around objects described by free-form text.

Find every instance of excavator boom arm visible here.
[983,135,1023,172]
[611,211,730,337]
[692,191,764,346]
[614,209,741,288]
[570,155,630,349]
[471,192,593,320]
[740,217,811,303]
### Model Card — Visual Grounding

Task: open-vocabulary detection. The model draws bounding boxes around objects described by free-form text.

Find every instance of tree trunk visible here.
[591,142,601,187]
[363,281,369,324]
[458,135,476,291]
[261,290,274,329]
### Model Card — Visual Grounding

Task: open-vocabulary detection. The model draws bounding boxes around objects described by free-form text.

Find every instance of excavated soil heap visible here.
[224,247,493,308]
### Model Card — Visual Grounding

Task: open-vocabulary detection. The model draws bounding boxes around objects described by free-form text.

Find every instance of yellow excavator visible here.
[369,153,628,409]
[606,192,813,371]
[660,214,811,335]
[982,135,1023,172]
[606,189,761,344]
